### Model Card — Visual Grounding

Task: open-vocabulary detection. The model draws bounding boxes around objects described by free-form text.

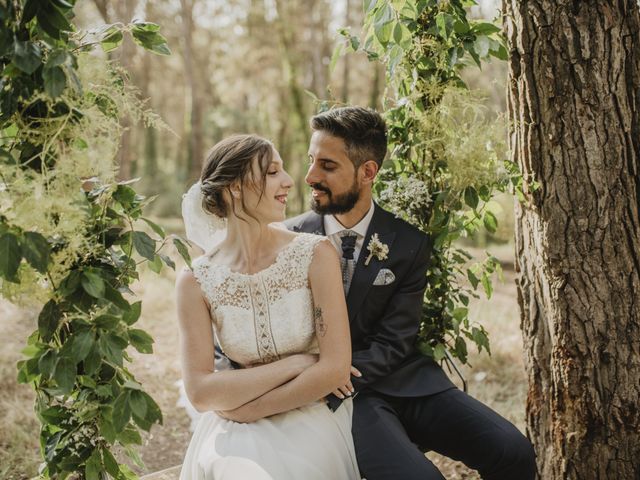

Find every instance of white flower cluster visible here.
[378,175,432,225]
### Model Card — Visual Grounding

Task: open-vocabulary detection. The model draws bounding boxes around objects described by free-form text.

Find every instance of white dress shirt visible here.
[323,200,375,264]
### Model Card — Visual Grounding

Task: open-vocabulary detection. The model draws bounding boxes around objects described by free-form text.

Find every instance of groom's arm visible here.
[349,233,431,392]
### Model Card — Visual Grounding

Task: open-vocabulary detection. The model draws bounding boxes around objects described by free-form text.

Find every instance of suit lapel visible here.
[291,211,325,235]
[346,205,396,319]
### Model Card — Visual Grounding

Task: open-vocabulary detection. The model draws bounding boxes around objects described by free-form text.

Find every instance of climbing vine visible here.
[0,1,189,478]
[338,0,525,363]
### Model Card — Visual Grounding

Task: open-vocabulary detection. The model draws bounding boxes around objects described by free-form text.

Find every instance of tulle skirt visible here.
[180,399,360,479]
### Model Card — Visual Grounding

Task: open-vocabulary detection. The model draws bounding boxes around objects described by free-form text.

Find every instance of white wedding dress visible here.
[180,233,361,480]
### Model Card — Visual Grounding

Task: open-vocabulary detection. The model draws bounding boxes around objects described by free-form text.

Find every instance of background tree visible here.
[503,1,640,477]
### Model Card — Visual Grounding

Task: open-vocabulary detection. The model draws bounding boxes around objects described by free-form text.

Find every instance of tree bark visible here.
[180,0,204,183]
[503,1,640,478]
[115,0,137,181]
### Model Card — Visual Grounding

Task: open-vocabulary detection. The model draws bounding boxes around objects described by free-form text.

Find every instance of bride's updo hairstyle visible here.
[199,134,274,221]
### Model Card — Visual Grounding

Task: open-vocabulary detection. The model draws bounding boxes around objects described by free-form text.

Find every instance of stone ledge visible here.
[140,465,181,479]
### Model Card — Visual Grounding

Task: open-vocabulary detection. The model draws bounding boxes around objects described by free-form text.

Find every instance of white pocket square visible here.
[373,268,395,286]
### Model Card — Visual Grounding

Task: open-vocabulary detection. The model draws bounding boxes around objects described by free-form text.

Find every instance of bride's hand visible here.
[332,365,361,399]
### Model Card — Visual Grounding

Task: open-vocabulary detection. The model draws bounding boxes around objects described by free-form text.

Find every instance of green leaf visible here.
[102,448,120,477]
[0,232,22,281]
[42,3,71,31]
[59,269,81,296]
[472,326,491,354]
[38,349,57,379]
[22,0,40,24]
[129,390,147,419]
[392,22,412,50]
[463,186,479,209]
[82,270,105,298]
[118,426,143,445]
[104,284,130,310]
[400,2,418,20]
[173,237,192,268]
[148,254,163,273]
[83,346,102,375]
[38,300,62,342]
[491,43,508,61]
[131,21,161,33]
[374,19,395,47]
[101,27,123,53]
[123,301,142,325]
[36,5,71,40]
[53,357,76,393]
[141,391,163,424]
[99,414,117,444]
[132,231,156,261]
[452,307,468,322]
[12,41,41,74]
[466,268,479,289]
[350,35,360,51]
[39,406,69,426]
[45,49,68,68]
[128,328,154,354]
[433,343,447,362]
[472,22,501,35]
[71,330,94,363]
[85,449,102,480]
[52,0,74,9]
[388,44,404,75]
[141,217,166,239]
[99,334,126,366]
[364,0,380,13]
[113,184,136,206]
[454,336,468,363]
[130,27,171,56]
[329,43,343,74]
[159,253,176,270]
[483,211,498,233]
[435,13,453,39]
[481,272,493,298]
[43,65,66,98]
[21,231,50,272]
[112,392,131,432]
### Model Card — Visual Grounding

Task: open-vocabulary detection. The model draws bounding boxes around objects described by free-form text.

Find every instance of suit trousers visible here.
[352,388,536,480]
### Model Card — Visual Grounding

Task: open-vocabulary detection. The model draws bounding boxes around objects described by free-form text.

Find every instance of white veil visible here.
[181,181,227,253]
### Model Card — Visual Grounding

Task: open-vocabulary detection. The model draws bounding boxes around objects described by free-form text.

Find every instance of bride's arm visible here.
[177,269,317,412]
[217,241,352,422]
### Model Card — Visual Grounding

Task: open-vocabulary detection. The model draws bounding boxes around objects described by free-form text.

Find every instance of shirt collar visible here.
[324,200,375,238]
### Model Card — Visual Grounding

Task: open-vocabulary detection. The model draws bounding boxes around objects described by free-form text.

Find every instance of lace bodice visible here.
[191,233,326,366]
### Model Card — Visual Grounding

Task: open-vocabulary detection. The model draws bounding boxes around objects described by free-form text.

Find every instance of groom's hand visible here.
[332,366,361,399]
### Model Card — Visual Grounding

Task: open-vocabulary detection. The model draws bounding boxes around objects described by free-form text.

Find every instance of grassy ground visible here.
[0,245,526,480]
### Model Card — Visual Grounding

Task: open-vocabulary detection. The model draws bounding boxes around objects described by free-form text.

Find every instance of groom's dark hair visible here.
[310,106,387,168]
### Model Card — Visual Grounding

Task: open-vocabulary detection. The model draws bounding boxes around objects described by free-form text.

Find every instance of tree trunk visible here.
[180,0,204,183]
[115,0,137,181]
[503,1,640,478]
[341,0,352,102]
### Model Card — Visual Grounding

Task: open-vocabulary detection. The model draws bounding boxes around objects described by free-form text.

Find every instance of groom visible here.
[285,107,536,480]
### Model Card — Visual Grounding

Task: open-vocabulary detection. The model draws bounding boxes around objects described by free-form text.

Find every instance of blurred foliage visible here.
[0,0,189,478]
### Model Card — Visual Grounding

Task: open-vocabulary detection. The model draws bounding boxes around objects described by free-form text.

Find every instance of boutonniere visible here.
[364,233,389,266]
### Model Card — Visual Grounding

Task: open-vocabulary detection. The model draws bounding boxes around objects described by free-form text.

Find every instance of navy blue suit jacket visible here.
[285,204,454,410]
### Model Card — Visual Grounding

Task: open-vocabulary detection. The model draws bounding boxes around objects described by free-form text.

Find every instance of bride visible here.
[176,134,361,479]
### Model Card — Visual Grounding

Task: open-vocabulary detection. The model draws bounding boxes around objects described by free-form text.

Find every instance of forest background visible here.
[0,0,520,478]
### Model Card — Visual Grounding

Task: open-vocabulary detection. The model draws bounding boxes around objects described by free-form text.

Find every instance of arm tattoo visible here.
[314,306,327,337]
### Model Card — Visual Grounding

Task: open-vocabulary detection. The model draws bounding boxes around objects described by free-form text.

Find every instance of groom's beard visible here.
[309,178,361,215]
